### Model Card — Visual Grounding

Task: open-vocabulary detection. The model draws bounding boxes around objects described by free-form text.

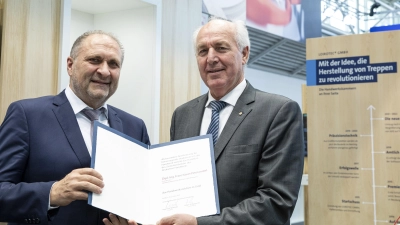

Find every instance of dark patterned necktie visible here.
[207,101,227,145]
[81,107,105,141]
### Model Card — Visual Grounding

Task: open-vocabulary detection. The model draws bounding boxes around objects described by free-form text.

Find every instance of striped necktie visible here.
[207,101,227,145]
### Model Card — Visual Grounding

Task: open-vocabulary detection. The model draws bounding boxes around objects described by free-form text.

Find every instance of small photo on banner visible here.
[202,0,321,43]
[246,0,321,43]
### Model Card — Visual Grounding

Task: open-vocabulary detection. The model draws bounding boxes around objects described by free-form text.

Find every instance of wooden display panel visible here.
[0,0,60,122]
[159,0,201,143]
[307,31,400,225]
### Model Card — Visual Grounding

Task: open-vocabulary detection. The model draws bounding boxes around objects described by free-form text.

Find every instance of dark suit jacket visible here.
[170,82,304,225]
[0,90,150,225]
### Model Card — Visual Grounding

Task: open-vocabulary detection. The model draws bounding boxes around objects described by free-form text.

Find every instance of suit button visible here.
[35,218,40,223]
[24,219,28,223]
[28,219,32,223]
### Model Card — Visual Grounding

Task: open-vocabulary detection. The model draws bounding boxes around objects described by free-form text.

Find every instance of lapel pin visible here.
[239,112,243,116]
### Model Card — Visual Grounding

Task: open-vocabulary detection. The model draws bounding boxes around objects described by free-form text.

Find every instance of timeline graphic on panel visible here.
[306,31,400,225]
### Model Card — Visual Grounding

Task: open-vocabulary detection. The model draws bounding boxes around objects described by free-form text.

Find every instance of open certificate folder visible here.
[88,122,220,224]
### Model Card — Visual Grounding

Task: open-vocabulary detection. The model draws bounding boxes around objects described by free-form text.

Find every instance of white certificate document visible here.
[88,122,220,224]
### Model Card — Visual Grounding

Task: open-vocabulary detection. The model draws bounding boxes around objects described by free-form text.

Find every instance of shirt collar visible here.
[65,86,108,119]
[206,78,246,107]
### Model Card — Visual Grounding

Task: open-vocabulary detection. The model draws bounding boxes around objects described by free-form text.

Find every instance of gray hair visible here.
[192,17,251,56]
[70,30,125,64]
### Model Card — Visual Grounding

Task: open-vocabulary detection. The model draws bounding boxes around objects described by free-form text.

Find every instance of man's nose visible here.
[97,61,111,76]
[206,48,219,64]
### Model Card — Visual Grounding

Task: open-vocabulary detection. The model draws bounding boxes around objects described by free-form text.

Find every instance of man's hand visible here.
[157,214,197,225]
[50,168,104,206]
[103,213,138,225]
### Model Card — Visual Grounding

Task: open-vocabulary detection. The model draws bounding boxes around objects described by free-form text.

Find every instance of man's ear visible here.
[242,46,249,65]
[66,57,73,76]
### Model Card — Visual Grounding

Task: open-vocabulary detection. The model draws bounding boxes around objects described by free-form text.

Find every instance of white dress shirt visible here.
[200,79,247,136]
[65,86,109,156]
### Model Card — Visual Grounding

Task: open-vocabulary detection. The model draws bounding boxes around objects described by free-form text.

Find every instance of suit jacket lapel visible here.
[107,106,123,132]
[52,91,91,167]
[187,94,208,137]
[214,82,256,160]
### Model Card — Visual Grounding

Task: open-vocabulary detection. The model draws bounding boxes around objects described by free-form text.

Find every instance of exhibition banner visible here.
[306,31,400,225]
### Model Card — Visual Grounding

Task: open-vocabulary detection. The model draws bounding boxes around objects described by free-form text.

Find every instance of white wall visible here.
[201,67,305,109]
[69,6,159,143]
[70,9,94,37]
[245,67,306,109]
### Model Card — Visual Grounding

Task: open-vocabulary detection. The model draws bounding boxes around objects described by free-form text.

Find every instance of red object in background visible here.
[246,0,292,26]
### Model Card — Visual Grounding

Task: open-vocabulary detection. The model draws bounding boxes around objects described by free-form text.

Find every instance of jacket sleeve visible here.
[0,102,55,224]
[170,110,177,142]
